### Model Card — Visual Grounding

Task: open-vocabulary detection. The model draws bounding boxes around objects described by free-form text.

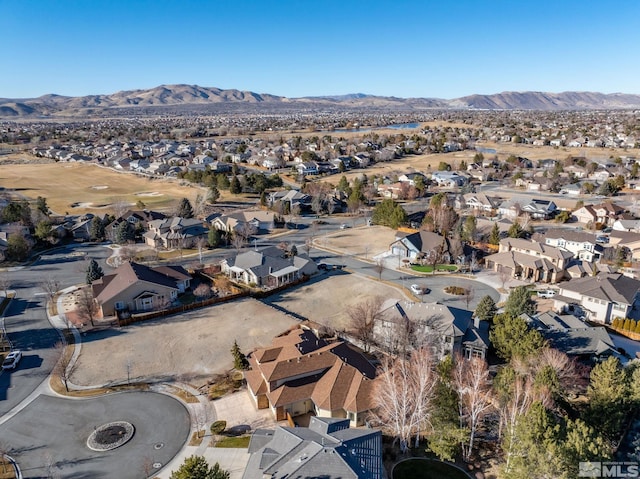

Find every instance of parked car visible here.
[2,350,22,370]
[340,224,351,230]
[410,284,430,295]
[537,290,557,299]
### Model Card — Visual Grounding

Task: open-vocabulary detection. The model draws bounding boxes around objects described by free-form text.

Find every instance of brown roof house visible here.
[484,237,573,283]
[389,231,452,262]
[91,261,191,317]
[244,327,377,426]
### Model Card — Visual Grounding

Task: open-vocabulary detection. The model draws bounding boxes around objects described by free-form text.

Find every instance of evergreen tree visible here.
[489,222,501,245]
[587,357,629,442]
[462,215,477,242]
[260,191,267,207]
[90,216,105,241]
[176,197,194,218]
[170,456,229,479]
[490,313,546,361]
[115,221,134,243]
[6,234,30,260]
[230,175,242,195]
[216,174,230,190]
[208,185,220,204]
[504,286,535,317]
[371,199,407,229]
[208,227,221,248]
[508,221,526,238]
[36,196,50,216]
[86,259,104,284]
[231,340,249,370]
[474,295,497,322]
[624,318,631,331]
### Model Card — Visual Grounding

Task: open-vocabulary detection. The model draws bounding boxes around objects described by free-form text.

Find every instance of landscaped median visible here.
[411,264,459,273]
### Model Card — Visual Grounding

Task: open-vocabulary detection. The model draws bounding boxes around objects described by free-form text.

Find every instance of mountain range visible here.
[2,84,640,117]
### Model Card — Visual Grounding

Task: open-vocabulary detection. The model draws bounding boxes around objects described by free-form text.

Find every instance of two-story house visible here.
[544,229,601,262]
[143,217,208,249]
[484,238,573,283]
[553,273,640,324]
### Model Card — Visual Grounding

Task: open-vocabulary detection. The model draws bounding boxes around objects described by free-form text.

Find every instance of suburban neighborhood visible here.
[3,96,640,479]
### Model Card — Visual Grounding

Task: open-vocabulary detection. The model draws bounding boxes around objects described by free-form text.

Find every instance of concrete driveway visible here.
[0,391,190,479]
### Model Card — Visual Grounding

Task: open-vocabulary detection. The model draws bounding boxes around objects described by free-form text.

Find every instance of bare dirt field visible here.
[70,298,299,388]
[0,161,203,214]
[318,225,398,258]
[263,273,404,332]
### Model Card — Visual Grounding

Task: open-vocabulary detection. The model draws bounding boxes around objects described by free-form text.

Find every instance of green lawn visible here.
[214,436,251,448]
[411,264,458,273]
[393,459,470,479]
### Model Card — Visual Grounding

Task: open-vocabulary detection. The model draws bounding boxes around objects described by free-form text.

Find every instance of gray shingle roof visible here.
[560,273,640,305]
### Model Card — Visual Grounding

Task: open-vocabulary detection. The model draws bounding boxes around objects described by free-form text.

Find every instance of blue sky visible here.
[2,0,640,99]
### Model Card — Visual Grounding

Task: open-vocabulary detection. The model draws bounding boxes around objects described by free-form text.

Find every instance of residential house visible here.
[210,209,276,235]
[268,190,311,211]
[244,327,377,425]
[243,416,382,479]
[296,162,319,176]
[376,299,491,359]
[221,246,317,287]
[544,229,601,262]
[106,209,166,241]
[553,273,640,324]
[574,202,625,226]
[498,198,557,220]
[398,172,427,187]
[612,219,640,233]
[389,231,451,262]
[143,217,208,249]
[460,192,502,214]
[484,238,572,283]
[522,312,617,361]
[91,261,191,317]
[609,231,640,261]
[431,171,468,187]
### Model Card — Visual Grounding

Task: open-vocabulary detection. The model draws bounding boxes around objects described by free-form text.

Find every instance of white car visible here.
[2,350,22,370]
[536,290,557,299]
[410,284,424,295]
[340,224,351,230]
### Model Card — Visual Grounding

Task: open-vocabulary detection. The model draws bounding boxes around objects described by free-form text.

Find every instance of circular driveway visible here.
[0,391,190,478]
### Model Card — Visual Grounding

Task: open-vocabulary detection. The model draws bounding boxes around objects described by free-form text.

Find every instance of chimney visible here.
[473,315,480,329]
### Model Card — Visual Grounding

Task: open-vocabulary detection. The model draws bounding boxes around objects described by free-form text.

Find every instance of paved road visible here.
[0,391,190,478]
[0,244,113,416]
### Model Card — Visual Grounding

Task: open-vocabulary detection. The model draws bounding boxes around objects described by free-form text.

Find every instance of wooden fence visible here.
[117,275,310,327]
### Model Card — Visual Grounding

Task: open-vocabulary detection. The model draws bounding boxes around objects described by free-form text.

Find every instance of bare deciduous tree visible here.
[0,276,10,299]
[372,348,439,453]
[194,283,213,300]
[453,356,493,460]
[347,296,383,353]
[53,340,74,392]
[112,200,130,219]
[463,286,475,310]
[76,286,98,327]
[41,276,60,302]
[374,259,385,280]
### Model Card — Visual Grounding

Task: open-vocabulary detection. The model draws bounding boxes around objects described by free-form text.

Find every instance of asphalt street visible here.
[0,391,190,478]
[0,244,113,416]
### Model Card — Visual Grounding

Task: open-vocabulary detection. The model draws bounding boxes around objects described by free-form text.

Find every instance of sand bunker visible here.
[91,185,109,190]
[135,191,163,197]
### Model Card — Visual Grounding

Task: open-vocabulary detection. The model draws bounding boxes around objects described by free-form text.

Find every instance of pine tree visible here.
[176,197,194,218]
[474,295,497,322]
[489,222,500,245]
[624,319,631,331]
[230,176,242,195]
[231,340,249,370]
[208,227,221,248]
[170,456,229,479]
[208,185,220,204]
[89,216,105,241]
[86,259,104,284]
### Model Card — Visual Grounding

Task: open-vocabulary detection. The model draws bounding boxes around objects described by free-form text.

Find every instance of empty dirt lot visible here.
[70,298,300,388]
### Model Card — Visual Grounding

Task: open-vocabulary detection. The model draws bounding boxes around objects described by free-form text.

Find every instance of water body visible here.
[321,122,421,134]
[476,146,497,154]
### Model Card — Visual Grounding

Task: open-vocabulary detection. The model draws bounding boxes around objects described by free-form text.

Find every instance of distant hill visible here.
[2,84,640,117]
